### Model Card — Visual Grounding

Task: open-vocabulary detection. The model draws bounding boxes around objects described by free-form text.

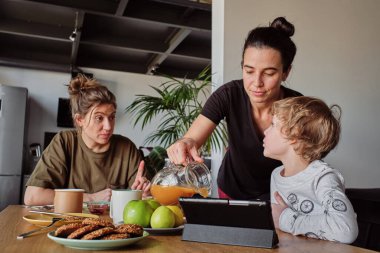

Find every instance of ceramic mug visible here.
[110,189,142,223]
[54,189,84,213]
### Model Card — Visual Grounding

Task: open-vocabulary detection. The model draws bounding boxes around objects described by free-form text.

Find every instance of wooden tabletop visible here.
[0,205,375,253]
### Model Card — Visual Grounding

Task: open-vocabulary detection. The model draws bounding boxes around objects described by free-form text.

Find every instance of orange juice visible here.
[151,185,209,205]
[151,185,195,205]
[197,187,209,198]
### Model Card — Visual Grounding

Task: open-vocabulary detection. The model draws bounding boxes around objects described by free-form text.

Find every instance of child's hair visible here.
[272,96,341,162]
[68,74,116,129]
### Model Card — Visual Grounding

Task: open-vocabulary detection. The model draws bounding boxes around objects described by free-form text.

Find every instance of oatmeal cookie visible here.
[114,224,143,237]
[82,217,114,228]
[101,233,130,240]
[55,223,84,237]
[63,216,85,223]
[67,225,99,239]
[81,227,115,240]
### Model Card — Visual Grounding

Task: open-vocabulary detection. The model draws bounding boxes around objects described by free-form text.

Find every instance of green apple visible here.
[145,199,161,211]
[150,206,175,229]
[123,200,154,228]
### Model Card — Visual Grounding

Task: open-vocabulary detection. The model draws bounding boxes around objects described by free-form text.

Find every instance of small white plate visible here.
[144,225,184,235]
[47,231,149,250]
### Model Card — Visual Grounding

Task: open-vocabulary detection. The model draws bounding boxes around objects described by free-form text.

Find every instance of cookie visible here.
[114,224,143,237]
[82,218,114,228]
[63,216,85,223]
[55,223,84,237]
[67,225,99,239]
[81,227,115,240]
[101,233,131,240]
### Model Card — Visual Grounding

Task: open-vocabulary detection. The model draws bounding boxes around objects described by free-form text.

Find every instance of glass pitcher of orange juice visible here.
[150,162,212,205]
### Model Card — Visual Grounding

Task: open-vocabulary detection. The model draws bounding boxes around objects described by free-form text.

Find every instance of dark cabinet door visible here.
[0,176,21,211]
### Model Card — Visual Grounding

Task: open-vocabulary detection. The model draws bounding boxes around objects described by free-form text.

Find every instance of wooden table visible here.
[0,205,376,253]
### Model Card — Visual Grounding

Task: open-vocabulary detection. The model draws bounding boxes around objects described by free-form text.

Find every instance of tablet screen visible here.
[179,197,275,230]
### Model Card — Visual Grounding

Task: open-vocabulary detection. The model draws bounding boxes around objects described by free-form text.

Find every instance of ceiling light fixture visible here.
[69,12,80,42]
[149,64,160,75]
[69,31,77,42]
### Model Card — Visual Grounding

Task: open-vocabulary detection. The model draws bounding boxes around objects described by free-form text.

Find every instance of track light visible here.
[69,11,80,42]
[69,30,77,41]
[149,64,160,75]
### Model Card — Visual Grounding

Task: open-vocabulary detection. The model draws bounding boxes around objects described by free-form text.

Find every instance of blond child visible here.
[263,96,358,243]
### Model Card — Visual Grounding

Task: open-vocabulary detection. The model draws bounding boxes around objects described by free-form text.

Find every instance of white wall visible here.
[210,1,225,196]
[0,66,167,150]
[213,0,380,188]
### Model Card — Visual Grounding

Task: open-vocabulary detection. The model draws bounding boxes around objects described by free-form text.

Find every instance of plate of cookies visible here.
[47,218,149,250]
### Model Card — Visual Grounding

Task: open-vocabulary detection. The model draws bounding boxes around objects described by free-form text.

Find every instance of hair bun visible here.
[68,74,93,96]
[270,17,295,37]
[68,76,81,96]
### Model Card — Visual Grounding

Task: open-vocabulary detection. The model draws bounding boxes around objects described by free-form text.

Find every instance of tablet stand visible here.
[182,223,278,248]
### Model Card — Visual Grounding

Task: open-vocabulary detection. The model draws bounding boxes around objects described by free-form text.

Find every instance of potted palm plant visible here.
[125,66,227,160]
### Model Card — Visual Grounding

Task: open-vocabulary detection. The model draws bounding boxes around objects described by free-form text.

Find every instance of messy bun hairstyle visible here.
[242,17,297,72]
[68,74,116,128]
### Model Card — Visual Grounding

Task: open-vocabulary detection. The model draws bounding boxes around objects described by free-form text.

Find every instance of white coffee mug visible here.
[110,189,142,223]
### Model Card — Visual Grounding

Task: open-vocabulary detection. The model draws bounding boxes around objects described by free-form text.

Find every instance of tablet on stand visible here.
[179,197,278,248]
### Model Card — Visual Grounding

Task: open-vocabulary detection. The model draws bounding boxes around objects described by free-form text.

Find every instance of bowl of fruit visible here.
[122,199,185,235]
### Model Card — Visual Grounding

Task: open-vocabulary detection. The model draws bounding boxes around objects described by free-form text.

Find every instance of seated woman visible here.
[24,74,150,205]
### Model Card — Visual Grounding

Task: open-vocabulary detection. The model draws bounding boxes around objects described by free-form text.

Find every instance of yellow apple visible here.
[166,205,184,227]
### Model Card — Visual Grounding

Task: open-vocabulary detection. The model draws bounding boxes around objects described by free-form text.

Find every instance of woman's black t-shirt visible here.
[201,79,302,200]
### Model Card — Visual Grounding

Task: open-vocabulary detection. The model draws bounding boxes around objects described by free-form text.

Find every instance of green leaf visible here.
[125,66,227,151]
